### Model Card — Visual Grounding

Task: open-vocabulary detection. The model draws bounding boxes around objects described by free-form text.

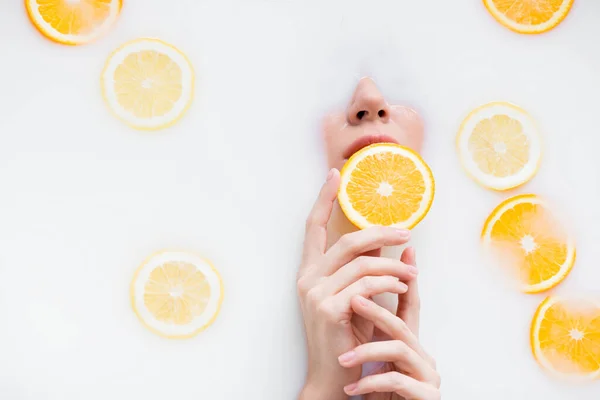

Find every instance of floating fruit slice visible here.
[457,102,542,191]
[531,296,600,379]
[338,143,435,230]
[101,38,194,130]
[481,194,575,293]
[483,0,574,34]
[131,251,223,339]
[25,0,122,45]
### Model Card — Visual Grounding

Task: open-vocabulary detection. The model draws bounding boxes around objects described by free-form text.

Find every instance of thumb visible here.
[397,246,420,336]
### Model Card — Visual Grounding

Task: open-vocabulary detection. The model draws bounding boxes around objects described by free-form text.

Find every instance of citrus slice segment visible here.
[101,38,194,130]
[25,0,122,45]
[338,143,435,230]
[457,102,542,191]
[131,251,223,339]
[531,296,600,379]
[483,0,574,34]
[481,194,575,293]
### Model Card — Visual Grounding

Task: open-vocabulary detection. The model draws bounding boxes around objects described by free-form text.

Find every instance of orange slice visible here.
[457,102,542,191]
[25,0,122,45]
[531,296,600,380]
[131,251,224,339]
[481,194,575,293]
[483,0,574,34]
[338,143,435,230]
[101,38,195,130]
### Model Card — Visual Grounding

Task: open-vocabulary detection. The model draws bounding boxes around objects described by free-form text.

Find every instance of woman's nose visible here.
[347,78,391,125]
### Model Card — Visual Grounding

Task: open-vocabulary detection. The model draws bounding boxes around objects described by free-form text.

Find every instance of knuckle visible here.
[296,276,311,296]
[361,276,377,292]
[355,256,371,274]
[305,288,321,306]
[393,340,408,357]
[339,233,358,252]
[388,371,406,391]
[316,300,337,321]
[305,214,319,231]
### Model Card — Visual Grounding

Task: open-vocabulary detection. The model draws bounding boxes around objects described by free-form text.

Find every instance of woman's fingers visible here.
[351,295,428,361]
[322,226,411,275]
[343,371,440,399]
[322,256,417,295]
[326,277,408,318]
[397,247,420,335]
[301,169,340,269]
[338,340,439,385]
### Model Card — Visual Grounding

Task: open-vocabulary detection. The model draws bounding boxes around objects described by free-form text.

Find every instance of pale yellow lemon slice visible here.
[457,102,542,191]
[338,143,435,230]
[481,194,575,293]
[484,0,574,34]
[531,296,600,379]
[131,251,223,339]
[101,38,194,130]
[26,0,122,45]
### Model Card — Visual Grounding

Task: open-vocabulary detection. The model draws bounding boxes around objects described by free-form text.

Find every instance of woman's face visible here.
[323,77,424,171]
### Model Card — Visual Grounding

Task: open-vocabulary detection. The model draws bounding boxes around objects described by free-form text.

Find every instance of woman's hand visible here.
[297,169,417,399]
[337,254,441,400]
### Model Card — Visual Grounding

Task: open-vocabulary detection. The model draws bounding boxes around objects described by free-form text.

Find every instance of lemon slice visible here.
[338,143,435,230]
[101,38,194,130]
[131,251,223,339]
[457,102,542,191]
[531,296,600,379]
[484,0,574,34]
[481,194,576,293]
[26,0,122,45]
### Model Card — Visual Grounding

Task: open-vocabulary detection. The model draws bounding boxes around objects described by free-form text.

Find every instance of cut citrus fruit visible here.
[131,251,223,339]
[531,296,600,379]
[25,0,122,45]
[481,194,575,293]
[338,143,435,230]
[483,0,574,34]
[457,102,542,191]
[101,38,194,130]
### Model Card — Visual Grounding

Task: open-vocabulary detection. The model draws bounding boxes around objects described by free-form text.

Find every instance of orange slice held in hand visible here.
[483,0,574,34]
[25,0,122,45]
[481,194,576,294]
[338,143,435,230]
[531,296,600,380]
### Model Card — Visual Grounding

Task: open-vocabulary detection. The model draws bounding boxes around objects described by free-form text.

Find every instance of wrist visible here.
[299,378,349,400]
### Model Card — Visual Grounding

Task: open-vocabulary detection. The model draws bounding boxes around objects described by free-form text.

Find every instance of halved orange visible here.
[483,0,574,34]
[338,143,435,230]
[481,194,575,293]
[25,0,122,45]
[531,296,600,379]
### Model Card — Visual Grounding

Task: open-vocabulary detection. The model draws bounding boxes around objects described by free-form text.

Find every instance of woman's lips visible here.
[343,134,399,160]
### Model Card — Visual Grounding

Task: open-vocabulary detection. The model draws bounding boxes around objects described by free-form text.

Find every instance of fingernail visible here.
[338,351,355,364]
[394,228,410,238]
[356,296,368,306]
[344,383,358,394]
[409,266,419,275]
[397,282,408,292]
[326,168,336,181]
